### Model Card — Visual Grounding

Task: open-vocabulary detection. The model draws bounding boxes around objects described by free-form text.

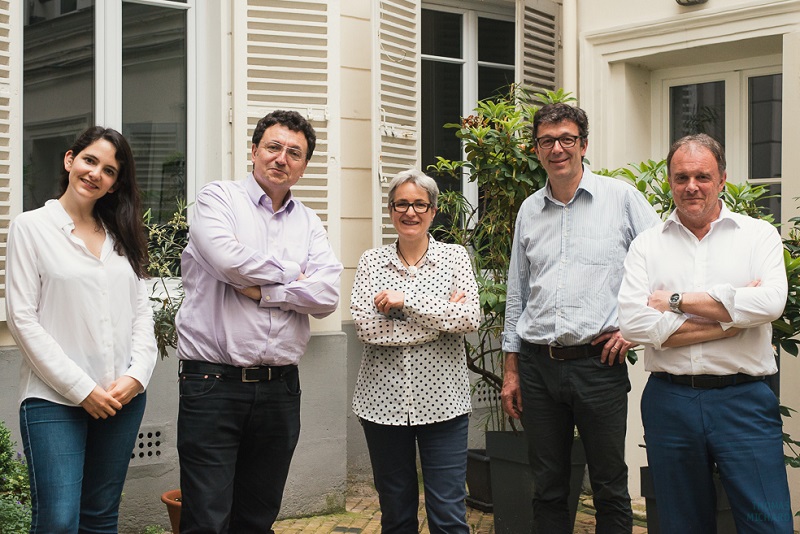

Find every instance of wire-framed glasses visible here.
[262,141,305,162]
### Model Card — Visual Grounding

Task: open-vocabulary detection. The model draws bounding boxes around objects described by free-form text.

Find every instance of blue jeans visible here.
[177,365,301,534]
[19,394,146,534]
[642,375,792,534]
[518,343,633,534]
[361,414,470,534]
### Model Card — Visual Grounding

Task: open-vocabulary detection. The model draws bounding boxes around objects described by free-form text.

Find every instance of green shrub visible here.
[0,421,31,533]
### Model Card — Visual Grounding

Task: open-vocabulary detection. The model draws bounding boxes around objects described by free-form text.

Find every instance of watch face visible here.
[670,294,679,304]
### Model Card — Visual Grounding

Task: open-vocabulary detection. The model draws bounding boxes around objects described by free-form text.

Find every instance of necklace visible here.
[396,239,429,275]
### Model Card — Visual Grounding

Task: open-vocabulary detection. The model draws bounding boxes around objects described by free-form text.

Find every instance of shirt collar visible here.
[382,234,440,269]
[46,198,78,237]
[541,164,596,206]
[663,200,740,232]
[244,173,295,214]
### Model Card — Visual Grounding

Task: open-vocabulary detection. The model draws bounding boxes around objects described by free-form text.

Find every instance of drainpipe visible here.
[561,0,578,97]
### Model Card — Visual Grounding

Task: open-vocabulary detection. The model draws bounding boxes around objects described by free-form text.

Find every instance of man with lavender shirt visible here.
[175,110,343,534]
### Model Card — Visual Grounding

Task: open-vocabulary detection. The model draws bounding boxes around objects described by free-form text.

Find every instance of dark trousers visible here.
[518,343,633,534]
[642,375,792,534]
[361,414,470,534]
[177,365,301,534]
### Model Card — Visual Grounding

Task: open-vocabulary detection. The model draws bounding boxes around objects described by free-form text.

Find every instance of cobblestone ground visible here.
[271,491,649,533]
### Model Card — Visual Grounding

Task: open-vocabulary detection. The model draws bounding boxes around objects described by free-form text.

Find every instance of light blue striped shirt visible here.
[502,166,659,351]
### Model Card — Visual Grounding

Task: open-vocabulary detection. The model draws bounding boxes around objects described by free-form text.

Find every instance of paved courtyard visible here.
[271,491,649,533]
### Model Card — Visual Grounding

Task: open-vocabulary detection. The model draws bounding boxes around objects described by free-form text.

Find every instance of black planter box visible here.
[486,431,586,534]
[640,466,734,533]
[466,449,493,512]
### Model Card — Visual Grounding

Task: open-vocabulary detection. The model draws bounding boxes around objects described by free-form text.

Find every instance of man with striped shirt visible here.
[501,103,659,533]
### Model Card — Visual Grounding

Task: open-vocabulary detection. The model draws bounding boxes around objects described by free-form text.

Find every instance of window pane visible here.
[479,66,514,101]
[422,60,462,194]
[749,74,782,180]
[23,2,95,211]
[669,81,725,146]
[421,9,462,58]
[122,3,187,223]
[478,18,514,64]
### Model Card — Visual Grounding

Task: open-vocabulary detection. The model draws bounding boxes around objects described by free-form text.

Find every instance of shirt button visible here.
[264,296,271,301]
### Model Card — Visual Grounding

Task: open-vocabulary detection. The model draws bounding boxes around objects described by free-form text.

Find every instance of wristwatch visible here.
[669,292,683,314]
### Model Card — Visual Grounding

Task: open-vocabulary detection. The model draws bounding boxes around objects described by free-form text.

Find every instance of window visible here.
[23,0,188,223]
[657,61,782,219]
[421,5,515,202]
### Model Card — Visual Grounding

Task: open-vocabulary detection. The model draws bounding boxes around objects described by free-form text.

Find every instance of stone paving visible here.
[272,491,649,533]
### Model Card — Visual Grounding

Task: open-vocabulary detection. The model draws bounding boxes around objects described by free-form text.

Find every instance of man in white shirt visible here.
[618,133,792,533]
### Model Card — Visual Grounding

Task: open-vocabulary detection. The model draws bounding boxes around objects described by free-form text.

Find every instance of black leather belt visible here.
[524,341,603,361]
[180,360,296,382]
[652,372,765,389]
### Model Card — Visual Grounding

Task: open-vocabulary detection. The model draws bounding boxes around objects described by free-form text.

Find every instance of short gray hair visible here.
[387,169,440,208]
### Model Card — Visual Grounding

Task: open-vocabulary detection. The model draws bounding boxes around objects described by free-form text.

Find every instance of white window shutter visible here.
[375,0,420,246]
[518,0,560,95]
[0,1,13,311]
[244,0,330,223]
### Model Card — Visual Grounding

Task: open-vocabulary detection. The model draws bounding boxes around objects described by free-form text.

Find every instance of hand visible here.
[80,386,123,419]
[647,290,672,313]
[592,330,635,365]
[235,286,262,301]
[500,353,523,419]
[449,290,467,303]
[374,290,404,314]
[107,376,143,406]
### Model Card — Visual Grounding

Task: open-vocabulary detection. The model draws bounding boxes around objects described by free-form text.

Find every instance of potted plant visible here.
[144,199,189,360]
[431,86,586,532]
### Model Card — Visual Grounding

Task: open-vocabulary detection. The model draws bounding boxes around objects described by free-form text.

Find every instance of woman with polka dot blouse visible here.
[351,168,480,533]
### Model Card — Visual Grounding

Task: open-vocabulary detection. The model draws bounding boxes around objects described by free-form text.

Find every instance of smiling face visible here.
[251,124,309,206]
[390,181,436,243]
[63,139,120,204]
[533,119,587,186]
[668,143,726,230]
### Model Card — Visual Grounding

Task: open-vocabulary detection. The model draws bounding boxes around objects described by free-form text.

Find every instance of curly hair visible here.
[532,103,589,143]
[252,110,317,160]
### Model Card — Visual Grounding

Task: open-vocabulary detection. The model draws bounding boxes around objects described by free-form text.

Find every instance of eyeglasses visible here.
[390,201,433,214]
[535,135,583,150]
[262,141,306,162]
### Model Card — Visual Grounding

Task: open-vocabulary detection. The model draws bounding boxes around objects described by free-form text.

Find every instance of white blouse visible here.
[6,199,157,406]
[351,237,480,426]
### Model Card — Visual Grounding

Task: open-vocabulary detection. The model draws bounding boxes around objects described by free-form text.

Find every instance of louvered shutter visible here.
[518,0,560,95]
[243,0,331,223]
[375,0,420,246]
[0,1,15,318]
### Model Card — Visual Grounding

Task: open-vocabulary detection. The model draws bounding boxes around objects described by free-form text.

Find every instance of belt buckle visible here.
[242,367,268,383]
[548,346,564,361]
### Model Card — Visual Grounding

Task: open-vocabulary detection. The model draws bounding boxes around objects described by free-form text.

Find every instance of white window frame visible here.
[651,54,782,184]
[422,1,515,207]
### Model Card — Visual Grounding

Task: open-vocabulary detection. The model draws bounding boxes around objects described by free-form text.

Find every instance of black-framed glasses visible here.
[390,201,433,214]
[262,141,306,162]
[535,135,584,150]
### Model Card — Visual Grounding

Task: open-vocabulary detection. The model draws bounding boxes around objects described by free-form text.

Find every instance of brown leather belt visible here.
[523,341,603,361]
[652,372,765,389]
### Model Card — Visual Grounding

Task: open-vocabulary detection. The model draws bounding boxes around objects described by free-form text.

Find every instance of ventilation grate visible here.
[130,426,166,466]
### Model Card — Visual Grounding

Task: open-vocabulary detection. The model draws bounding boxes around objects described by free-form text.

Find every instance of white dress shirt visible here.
[351,237,480,425]
[6,199,157,406]
[618,203,787,376]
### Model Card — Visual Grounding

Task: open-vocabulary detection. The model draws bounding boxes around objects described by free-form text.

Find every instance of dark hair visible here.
[251,110,317,160]
[532,103,589,142]
[59,126,148,279]
[666,133,726,175]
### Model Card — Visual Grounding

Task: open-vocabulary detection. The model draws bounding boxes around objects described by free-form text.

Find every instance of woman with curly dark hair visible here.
[6,126,157,533]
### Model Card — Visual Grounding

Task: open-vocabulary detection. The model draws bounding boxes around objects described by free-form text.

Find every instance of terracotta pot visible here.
[160,489,182,534]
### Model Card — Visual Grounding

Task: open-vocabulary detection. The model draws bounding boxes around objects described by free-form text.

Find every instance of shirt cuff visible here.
[707,283,736,329]
[648,312,688,350]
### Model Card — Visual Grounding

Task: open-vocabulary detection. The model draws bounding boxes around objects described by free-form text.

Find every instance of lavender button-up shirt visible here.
[176,174,343,367]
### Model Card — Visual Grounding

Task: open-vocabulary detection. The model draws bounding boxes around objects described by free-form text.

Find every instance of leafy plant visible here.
[144,199,189,359]
[0,421,31,533]
[430,86,574,431]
